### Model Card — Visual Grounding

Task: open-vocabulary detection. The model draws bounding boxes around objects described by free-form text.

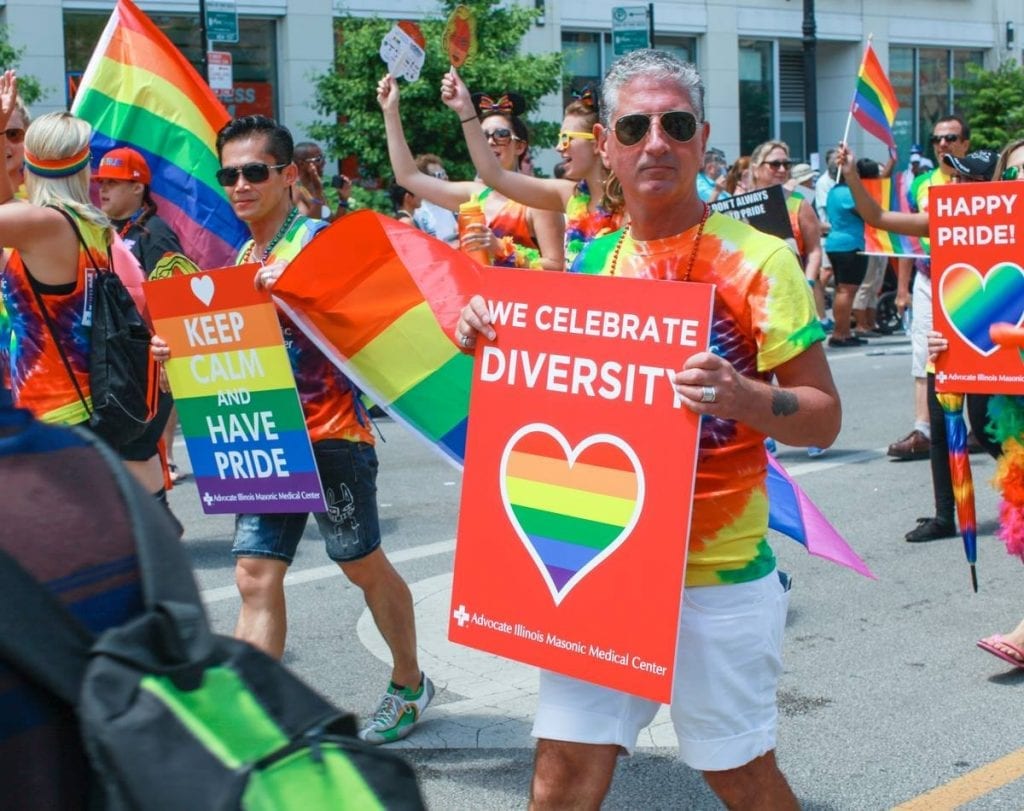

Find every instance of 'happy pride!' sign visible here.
[145,265,326,514]
[931,183,1024,394]
[451,268,712,702]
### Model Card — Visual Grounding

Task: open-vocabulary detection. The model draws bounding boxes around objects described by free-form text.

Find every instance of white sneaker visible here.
[359,673,435,744]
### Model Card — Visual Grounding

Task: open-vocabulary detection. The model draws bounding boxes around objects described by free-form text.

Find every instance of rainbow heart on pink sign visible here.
[939,262,1024,356]
[499,423,645,606]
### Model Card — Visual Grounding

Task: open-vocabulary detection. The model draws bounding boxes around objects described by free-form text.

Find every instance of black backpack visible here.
[0,431,425,811]
[29,207,156,447]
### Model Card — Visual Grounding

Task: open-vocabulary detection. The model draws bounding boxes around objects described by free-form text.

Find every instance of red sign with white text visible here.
[450,268,712,702]
[932,181,1024,393]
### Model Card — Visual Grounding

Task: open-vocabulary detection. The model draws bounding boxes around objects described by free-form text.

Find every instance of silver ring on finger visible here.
[461,333,472,348]
[700,385,717,404]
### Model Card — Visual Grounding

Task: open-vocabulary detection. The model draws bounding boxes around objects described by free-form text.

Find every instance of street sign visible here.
[205,0,239,44]
[612,6,650,56]
[207,50,233,98]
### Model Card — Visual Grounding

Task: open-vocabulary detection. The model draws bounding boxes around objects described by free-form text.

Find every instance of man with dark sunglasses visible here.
[457,50,840,810]
[155,114,434,745]
[293,141,331,220]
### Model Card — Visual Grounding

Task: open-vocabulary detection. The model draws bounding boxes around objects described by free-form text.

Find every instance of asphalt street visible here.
[170,330,1024,810]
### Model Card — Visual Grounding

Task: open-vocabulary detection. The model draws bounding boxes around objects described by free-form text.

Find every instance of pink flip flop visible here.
[976,635,1024,669]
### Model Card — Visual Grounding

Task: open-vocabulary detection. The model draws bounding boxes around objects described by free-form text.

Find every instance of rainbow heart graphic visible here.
[499,424,645,606]
[939,262,1024,356]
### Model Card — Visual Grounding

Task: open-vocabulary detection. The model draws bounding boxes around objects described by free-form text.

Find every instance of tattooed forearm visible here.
[771,389,798,417]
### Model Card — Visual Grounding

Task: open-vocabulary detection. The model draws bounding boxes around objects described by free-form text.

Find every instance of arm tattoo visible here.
[771,389,799,417]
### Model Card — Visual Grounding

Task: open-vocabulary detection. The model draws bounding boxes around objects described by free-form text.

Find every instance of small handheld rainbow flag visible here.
[850,42,899,148]
[71,0,247,269]
[860,176,926,258]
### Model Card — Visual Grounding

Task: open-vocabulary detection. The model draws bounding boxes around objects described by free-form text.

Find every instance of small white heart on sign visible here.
[190,275,215,307]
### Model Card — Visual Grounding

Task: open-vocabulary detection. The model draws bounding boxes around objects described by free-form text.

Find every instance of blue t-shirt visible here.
[824,184,865,253]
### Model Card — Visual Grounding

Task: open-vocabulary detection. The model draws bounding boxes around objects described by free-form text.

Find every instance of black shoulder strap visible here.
[0,548,94,704]
[50,206,105,272]
[0,427,208,703]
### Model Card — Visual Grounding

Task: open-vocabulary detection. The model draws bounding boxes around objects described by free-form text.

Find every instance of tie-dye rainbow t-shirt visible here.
[573,212,825,586]
[237,214,372,445]
[479,187,541,269]
[564,180,623,269]
[1,211,110,426]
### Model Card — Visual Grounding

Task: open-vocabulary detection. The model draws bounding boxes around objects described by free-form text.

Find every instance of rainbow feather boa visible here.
[987,394,1024,560]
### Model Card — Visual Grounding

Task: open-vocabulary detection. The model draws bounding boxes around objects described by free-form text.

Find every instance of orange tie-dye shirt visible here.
[573,213,825,586]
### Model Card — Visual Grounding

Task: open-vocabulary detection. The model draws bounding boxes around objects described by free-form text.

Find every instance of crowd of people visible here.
[0,42,1021,809]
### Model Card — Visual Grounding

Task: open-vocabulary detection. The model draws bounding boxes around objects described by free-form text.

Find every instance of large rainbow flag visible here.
[273,212,872,577]
[71,0,247,269]
[861,176,925,257]
[850,42,899,149]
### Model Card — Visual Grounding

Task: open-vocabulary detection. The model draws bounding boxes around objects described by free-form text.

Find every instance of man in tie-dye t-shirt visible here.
[152,116,434,746]
[457,50,841,809]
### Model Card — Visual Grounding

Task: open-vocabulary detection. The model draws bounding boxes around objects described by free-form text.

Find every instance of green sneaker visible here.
[359,673,435,744]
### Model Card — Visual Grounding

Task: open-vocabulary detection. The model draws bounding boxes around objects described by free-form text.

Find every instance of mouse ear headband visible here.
[472,92,526,118]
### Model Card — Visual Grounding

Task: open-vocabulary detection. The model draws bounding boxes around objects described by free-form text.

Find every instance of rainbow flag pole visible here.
[71,0,248,270]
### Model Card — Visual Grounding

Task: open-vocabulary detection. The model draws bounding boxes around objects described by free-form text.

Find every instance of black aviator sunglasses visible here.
[216,162,289,186]
[613,110,699,147]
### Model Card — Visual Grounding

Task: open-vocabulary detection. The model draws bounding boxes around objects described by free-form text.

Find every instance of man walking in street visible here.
[155,115,433,744]
[458,50,841,808]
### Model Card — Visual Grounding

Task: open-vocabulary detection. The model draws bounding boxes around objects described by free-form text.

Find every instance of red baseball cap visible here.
[93,147,152,184]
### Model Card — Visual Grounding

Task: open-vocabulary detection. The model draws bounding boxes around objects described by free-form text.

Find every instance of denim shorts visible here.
[232,440,381,565]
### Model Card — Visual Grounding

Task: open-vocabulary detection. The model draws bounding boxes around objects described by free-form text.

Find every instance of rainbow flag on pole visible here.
[850,42,899,148]
[272,212,871,578]
[71,0,247,269]
[861,177,925,257]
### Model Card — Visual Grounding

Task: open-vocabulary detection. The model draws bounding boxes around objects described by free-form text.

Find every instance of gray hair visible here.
[601,49,705,127]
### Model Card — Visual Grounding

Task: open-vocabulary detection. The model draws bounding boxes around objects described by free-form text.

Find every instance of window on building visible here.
[889,45,984,158]
[738,39,773,156]
[561,32,697,109]
[64,12,279,120]
[779,48,806,160]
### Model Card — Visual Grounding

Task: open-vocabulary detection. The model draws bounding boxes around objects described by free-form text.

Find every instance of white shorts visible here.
[532,572,789,772]
[911,270,933,378]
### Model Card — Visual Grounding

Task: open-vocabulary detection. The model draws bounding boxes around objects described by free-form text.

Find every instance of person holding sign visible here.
[458,50,841,809]
[376,74,565,270]
[441,73,623,269]
[153,115,434,745]
[751,140,826,325]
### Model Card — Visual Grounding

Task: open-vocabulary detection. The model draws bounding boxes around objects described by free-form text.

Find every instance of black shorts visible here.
[829,250,869,286]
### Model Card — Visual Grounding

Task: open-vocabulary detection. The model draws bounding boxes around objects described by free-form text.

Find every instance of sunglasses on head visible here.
[4,128,25,144]
[762,159,792,171]
[215,162,289,186]
[483,128,519,146]
[557,130,596,149]
[930,133,961,145]
[303,156,325,166]
[1002,166,1023,181]
[613,110,699,147]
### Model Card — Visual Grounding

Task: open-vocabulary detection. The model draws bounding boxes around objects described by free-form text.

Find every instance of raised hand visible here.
[440,68,475,120]
[376,74,399,113]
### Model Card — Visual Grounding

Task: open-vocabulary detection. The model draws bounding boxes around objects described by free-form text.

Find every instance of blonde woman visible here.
[751,140,825,322]
[0,77,173,521]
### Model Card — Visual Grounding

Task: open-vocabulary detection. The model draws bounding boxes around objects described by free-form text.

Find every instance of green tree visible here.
[310,0,561,205]
[0,26,43,105]
[953,60,1024,151]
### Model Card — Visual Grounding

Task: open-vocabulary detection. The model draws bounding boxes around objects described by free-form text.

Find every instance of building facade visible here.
[5,0,1020,171]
